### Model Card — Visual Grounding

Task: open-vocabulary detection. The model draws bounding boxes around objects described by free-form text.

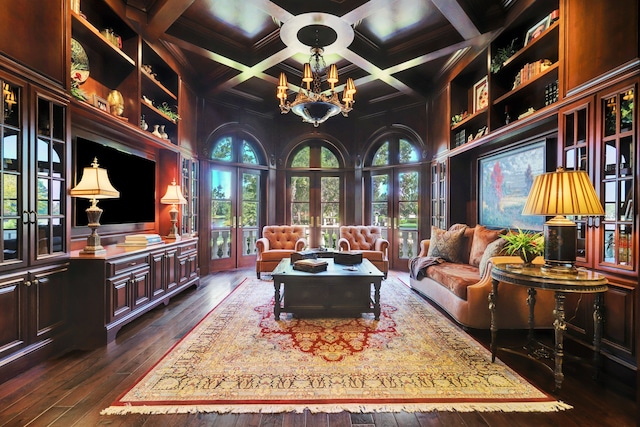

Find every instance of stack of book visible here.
[293,258,328,273]
[123,234,163,246]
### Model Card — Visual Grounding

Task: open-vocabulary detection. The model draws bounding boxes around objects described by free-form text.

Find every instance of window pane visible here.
[321,147,339,168]
[211,136,233,161]
[291,147,310,167]
[372,142,389,166]
[399,139,418,163]
[242,140,258,164]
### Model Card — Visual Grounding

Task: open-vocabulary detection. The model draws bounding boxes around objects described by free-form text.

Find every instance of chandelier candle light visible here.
[277,47,356,127]
[522,167,604,273]
[161,179,187,240]
[70,158,120,255]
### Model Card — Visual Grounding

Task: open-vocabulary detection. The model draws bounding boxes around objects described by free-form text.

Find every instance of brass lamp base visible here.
[81,201,106,255]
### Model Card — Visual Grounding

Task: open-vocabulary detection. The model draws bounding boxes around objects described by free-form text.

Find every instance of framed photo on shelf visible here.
[524,15,550,46]
[93,95,109,113]
[473,76,488,113]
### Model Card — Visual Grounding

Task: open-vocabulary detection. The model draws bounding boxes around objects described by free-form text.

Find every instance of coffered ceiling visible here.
[122,0,521,119]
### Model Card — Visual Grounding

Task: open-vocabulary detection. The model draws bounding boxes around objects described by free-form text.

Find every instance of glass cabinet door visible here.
[34,94,67,259]
[598,86,635,271]
[1,77,24,267]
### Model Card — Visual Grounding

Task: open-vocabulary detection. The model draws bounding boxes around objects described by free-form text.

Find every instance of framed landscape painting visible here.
[479,141,546,230]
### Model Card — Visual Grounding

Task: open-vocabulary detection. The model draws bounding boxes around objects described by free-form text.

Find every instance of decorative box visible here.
[334,251,363,265]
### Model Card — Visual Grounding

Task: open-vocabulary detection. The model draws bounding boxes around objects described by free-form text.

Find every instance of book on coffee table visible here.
[292,258,328,273]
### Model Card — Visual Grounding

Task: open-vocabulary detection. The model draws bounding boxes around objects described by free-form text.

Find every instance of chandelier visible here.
[277,47,356,127]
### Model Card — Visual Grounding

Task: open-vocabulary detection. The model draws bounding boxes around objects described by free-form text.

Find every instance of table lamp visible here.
[161,179,187,240]
[70,157,120,255]
[522,167,604,273]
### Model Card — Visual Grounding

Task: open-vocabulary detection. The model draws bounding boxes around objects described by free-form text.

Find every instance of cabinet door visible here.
[165,247,178,292]
[31,92,67,263]
[0,74,27,272]
[0,272,28,361]
[131,267,151,309]
[107,274,131,323]
[150,250,166,299]
[30,264,68,342]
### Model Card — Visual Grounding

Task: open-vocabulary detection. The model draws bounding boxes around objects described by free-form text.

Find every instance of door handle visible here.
[317,216,320,227]
[232,216,236,228]
[237,216,241,228]
[310,216,314,227]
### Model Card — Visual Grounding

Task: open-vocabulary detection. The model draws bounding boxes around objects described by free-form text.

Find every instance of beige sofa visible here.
[409,224,555,329]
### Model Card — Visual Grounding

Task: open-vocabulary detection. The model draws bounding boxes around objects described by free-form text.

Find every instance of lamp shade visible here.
[70,158,119,199]
[160,179,187,205]
[522,168,604,216]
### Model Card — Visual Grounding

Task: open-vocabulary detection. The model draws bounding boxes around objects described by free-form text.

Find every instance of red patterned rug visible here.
[102,275,571,415]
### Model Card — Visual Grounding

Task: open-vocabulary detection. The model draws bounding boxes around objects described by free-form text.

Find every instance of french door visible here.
[289,172,342,249]
[371,167,420,271]
[209,166,262,272]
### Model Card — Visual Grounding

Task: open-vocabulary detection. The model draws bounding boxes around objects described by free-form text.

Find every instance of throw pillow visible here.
[469,225,505,267]
[427,226,466,263]
[479,237,507,277]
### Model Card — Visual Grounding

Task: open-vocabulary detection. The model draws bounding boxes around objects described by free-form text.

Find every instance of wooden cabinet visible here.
[430,160,447,229]
[559,79,638,370]
[71,0,180,145]
[70,238,200,348]
[181,156,200,237]
[0,70,70,382]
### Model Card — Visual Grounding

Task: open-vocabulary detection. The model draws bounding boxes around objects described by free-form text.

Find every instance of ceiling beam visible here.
[430,0,481,39]
[146,0,196,41]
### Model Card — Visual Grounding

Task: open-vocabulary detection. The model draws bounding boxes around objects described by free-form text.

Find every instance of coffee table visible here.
[271,258,384,320]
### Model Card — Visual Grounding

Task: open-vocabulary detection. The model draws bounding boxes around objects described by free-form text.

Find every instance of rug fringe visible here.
[101,401,573,415]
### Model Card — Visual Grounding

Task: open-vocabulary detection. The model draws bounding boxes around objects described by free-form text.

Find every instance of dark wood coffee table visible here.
[271,258,384,320]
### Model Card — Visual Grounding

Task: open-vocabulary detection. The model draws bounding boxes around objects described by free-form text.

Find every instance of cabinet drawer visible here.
[107,254,149,277]
[178,241,198,255]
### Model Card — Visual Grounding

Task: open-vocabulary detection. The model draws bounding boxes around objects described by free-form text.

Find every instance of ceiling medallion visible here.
[277,14,356,127]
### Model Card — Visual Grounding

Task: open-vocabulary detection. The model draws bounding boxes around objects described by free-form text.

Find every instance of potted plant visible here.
[500,228,544,265]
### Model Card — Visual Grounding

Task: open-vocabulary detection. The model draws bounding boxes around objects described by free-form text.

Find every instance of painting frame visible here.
[524,15,551,46]
[478,140,546,231]
[473,76,488,113]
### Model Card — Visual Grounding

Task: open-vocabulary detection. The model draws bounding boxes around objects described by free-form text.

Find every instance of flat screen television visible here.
[74,137,156,226]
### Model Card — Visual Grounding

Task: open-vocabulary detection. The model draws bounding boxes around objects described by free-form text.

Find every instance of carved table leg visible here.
[274,281,282,320]
[373,280,381,320]
[553,291,566,390]
[593,292,604,380]
[526,287,537,346]
[489,277,499,362]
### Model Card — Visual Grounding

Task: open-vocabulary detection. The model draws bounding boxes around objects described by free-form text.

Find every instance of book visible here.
[124,234,163,245]
[292,259,328,273]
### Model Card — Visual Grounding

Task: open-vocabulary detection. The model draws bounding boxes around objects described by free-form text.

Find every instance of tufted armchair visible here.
[256,225,307,278]
[338,225,389,278]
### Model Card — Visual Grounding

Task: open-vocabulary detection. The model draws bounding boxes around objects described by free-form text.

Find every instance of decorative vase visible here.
[519,249,537,266]
[140,115,148,131]
[159,125,168,139]
[151,124,161,138]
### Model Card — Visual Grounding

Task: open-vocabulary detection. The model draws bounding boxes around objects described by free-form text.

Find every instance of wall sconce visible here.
[70,158,120,254]
[160,179,187,240]
[522,167,604,273]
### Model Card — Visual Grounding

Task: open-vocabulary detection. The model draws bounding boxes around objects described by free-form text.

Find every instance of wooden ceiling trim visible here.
[146,0,195,40]
[431,0,481,39]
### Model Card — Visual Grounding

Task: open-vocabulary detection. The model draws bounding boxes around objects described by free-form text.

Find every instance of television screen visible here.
[74,137,156,225]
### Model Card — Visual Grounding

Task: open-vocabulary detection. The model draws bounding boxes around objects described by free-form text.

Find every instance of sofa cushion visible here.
[427,226,466,263]
[469,225,505,267]
[425,262,480,300]
[449,224,475,264]
[479,238,507,277]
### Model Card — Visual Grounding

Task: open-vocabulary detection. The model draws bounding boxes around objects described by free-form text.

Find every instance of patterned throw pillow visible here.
[468,225,505,267]
[427,226,466,263]
[479,238,507,277]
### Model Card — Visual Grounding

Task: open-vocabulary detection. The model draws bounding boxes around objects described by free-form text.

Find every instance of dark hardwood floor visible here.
[0,268,636,426]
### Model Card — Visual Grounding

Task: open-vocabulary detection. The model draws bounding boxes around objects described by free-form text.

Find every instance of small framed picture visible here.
[524,16,550,46]
[93,94,109,112]
[473,76,488,113]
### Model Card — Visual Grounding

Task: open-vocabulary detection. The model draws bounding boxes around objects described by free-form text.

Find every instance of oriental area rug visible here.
[102,275,571,415]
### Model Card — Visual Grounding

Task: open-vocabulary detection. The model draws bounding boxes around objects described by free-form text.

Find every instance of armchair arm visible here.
[417,239,430,257]
[295,238,307,251]
[256,237,270,255]
[374,238,389,256]
[338,237,350,251]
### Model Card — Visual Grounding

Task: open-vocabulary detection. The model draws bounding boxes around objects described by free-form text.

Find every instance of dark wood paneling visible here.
[564,0,639,93]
